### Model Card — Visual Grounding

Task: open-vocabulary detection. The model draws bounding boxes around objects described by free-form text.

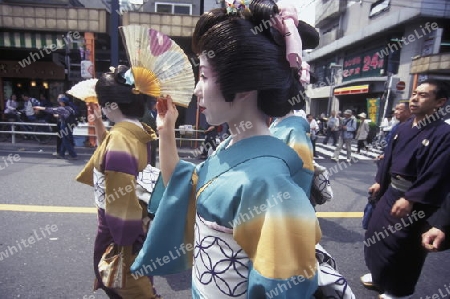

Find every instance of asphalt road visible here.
[0,145,449,299]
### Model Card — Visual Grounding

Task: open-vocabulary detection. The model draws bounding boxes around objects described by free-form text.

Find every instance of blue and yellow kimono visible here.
[269,115,314,195]
[132,135,321,298]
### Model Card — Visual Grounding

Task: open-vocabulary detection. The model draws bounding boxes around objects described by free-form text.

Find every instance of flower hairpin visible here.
[224,0,251,14]
[122,68,142,94]
[123,69,135,87]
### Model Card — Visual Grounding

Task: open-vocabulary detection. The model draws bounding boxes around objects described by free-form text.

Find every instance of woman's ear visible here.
[233,90,257,102]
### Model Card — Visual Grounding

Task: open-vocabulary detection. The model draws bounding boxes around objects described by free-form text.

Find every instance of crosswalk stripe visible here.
[315,142,383,160]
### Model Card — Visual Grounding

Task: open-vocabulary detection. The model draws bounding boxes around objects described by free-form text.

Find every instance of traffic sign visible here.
[396,81,406,90]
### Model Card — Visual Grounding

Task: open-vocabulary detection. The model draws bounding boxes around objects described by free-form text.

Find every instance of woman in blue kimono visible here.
[269,112,314,195]
[132,1,322,298]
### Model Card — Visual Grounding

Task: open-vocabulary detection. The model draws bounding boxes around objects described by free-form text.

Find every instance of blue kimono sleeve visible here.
[131,160,197,276]
[233,161,321,298]
[247,263,318,298]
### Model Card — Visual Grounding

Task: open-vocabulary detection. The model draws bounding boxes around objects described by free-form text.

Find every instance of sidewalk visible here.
[0,139,198,159]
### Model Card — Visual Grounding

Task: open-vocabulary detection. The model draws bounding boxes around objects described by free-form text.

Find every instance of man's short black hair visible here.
[420,79,449,100]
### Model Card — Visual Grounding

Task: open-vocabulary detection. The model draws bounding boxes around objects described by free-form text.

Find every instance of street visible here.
[0,143,449,299]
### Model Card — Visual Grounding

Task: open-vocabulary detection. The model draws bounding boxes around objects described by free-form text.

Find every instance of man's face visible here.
[344,113,351,118]
[409,83,446,117]
[331,111,336,117]
[394,103,411,122]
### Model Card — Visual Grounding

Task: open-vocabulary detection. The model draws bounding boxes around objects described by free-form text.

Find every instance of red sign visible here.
[396,81,406,90]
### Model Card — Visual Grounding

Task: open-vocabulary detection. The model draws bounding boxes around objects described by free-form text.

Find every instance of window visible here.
[155,2,192,15]
[369,0,390,18]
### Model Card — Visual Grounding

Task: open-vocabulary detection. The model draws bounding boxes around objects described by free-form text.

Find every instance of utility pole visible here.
[378,72,393,126]
[327,63,343,117]
[200,0,204,14]
[110,0,119,67]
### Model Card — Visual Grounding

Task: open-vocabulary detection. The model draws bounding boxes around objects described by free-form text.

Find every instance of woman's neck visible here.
[277,111,295,121]
[227,112,270,147]
[111,113,141,127]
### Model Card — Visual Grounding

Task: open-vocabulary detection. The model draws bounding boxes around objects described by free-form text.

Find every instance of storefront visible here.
[0,59,66,114]
[332,45,402,123]
[0,29,82,114]
[333,77,401,125]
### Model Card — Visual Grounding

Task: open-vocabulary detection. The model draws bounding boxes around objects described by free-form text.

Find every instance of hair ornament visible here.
[300,61,311,85]
[123,68,135,86]
[224,0,251,14]
[272,1,303,69]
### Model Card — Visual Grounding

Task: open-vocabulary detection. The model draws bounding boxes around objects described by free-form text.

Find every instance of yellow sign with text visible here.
[367,98,380,124]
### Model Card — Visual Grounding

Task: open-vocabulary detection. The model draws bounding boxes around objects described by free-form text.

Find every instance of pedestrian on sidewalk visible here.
[332,109,356,162]
[376,101,411,161]
[361,79,450,299]
[323,110,339,146]
[307,114,319,158]
[4,94,19,120]
[75,66,159,298]
[355,112,369,153]
[34,96,77,160]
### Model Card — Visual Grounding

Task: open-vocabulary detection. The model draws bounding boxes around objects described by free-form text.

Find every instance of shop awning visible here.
[0,31,79,50]
[334,84,369,95]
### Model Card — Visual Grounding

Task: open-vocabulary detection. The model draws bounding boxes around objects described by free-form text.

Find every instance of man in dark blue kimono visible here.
[361,79,450,299]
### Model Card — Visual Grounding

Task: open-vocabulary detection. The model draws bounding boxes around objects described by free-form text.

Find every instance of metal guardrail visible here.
[0,121,207,147]
[0,121,57,144]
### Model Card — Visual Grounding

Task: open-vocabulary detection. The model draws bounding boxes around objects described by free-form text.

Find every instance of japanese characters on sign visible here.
[343,48,386,82]
[367,98,380,124]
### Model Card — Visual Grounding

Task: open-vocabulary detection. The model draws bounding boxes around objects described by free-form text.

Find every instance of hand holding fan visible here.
[119,25,195,110]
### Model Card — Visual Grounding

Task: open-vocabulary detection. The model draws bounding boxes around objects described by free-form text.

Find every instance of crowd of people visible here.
[3,92,81,159]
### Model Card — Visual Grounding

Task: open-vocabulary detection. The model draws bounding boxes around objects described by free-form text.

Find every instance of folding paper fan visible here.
[66,78,99,103]
[119,24,195,107]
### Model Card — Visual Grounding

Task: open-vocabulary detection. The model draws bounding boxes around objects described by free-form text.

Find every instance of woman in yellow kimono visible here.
[76,66,159,298]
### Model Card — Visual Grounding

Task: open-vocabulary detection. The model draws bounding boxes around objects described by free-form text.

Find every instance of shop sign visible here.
[367,98,380,124]
[0,60,65,79]
[343,47,386,82]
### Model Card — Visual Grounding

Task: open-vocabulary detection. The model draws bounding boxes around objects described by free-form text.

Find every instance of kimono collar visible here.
[111,121,157,143]
[197,135,303,185]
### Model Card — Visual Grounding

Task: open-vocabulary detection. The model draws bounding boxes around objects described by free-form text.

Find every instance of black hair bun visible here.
[114,65,129,85]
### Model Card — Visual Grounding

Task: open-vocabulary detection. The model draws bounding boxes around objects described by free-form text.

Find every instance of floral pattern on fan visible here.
[155,51,188,81]
[149,29,172,56]
[119,24,195,107]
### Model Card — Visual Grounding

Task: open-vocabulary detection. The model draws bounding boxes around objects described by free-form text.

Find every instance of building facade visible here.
[0,0,221,126]
[305,0,450,124]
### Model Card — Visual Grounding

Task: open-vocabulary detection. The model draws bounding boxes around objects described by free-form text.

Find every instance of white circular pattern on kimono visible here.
[136,165,160,193]
[93,168,106,209]
[193,214,249,298]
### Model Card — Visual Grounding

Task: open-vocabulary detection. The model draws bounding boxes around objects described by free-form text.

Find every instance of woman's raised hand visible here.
[156,95,178,134]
